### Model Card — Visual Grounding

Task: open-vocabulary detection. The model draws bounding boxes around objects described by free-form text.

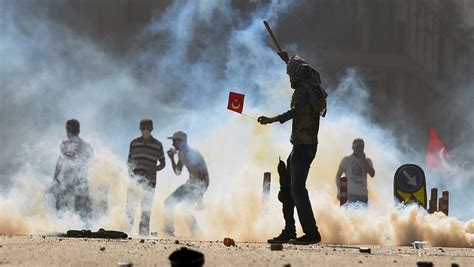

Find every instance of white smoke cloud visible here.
[0,0,472,248]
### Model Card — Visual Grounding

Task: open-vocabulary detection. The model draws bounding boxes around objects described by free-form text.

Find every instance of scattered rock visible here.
[117,261,133,267]
[139,239,145,243]
[42,236,46,239]
[174,240,180,244]
[270,243,283,251]
[283,264,291,267]
[58,238,62,241]
[393,260,397,263]
[359,247,371,254]
[451,264,459,267]
[359,261,363,264]
[100,246,106,251]
[417,261,433,267]
[223,238,235,247]
[128,237,132,240]
[332,248,336,251]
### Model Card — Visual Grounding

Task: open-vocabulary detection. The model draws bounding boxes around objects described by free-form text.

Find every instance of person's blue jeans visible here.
[279,144,319,236]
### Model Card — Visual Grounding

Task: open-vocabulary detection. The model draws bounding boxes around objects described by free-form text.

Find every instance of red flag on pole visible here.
[227,92,245,114]
[425,127,451,172]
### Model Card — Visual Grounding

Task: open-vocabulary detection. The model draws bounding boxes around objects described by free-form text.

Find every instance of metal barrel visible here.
[428,188,438,213]
[440,191,449,216]
[340,177,348,206]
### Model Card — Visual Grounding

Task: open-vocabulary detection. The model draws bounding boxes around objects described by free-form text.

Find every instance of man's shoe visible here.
[289,233,321,245]
[267,230,296,244]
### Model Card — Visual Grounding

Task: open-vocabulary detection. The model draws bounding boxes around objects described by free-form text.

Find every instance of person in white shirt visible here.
[336,138,375,204]
[164,131,209,237]
[52,119,93,221]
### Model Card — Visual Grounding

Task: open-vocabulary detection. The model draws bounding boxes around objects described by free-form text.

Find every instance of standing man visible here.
[258,52,327,245]
[127,119,165,236]
[336,138,375,204]
[164,131,209,237]
[52,119,93,222]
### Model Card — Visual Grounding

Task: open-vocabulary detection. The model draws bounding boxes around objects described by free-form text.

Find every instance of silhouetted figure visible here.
[164,131,209,237]
[336,138,375,204]
[52,119,93,222]
[259,51,327,245]
[126,119,165,236]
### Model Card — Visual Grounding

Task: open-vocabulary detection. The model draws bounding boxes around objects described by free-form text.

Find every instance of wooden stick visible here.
[263,20,283,53]
[241,113,257,120]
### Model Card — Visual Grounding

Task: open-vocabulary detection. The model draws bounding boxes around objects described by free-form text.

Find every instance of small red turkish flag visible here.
[425,127,451,172]
[227,92,245,114]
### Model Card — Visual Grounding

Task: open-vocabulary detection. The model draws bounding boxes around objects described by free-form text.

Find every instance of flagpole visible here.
[240,113,257,120]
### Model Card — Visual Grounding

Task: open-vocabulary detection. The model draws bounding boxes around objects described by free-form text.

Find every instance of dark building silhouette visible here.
[39,0,473,148]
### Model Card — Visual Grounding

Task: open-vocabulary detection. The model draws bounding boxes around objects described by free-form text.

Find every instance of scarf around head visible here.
[286,55,328,117]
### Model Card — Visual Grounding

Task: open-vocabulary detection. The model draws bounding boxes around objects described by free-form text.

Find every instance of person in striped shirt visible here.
[126,119,165,235]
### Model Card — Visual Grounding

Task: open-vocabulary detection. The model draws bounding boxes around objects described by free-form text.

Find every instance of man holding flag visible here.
[258,49,327,244]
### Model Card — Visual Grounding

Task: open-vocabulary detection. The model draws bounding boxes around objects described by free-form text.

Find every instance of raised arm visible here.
[365,158,375,177]
[167,150,183,175]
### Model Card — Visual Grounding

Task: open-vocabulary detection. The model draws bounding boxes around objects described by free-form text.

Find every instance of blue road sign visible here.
[395,164,425,193]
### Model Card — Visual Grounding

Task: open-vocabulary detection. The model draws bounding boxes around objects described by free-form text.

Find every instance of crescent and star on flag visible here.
[227,91,256,120]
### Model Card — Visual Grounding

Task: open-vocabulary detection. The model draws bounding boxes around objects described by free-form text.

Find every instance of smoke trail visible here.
[0,0,472,248]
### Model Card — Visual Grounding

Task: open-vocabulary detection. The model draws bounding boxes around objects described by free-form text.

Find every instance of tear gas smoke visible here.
[0,0,472,247]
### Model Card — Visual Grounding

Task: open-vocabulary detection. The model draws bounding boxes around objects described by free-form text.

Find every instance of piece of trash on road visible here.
[270,243,283,251]
[412,241,430,249]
